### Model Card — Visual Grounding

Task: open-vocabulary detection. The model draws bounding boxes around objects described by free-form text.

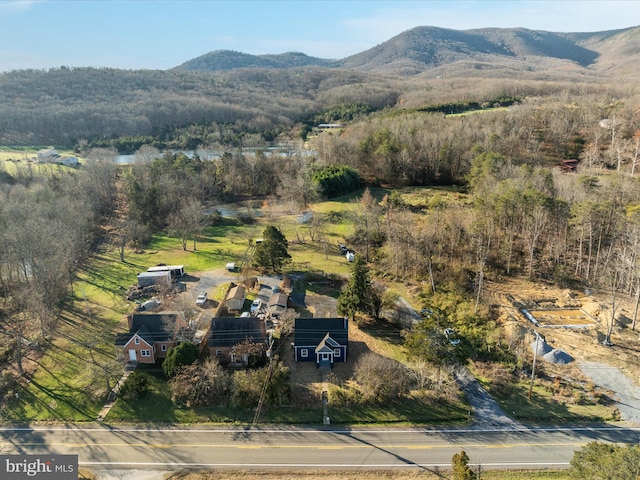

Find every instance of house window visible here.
[161,345,167,352]
[134,337,140,345]
[140,350,151,357]
[300,349,308,358]
[216,349,223,357]
[334,349,341,358]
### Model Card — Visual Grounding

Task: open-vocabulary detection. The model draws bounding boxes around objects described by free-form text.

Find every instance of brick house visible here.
[115,312,184,364]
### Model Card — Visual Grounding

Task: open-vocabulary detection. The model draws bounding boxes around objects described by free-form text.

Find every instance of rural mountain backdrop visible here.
[1,25,639,145]
[174,25,640,78]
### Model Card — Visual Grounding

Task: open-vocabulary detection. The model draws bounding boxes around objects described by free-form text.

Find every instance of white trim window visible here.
[161,344,167,352]
[334,349,341,358]
[134,337,140,345]
[140,350,151,357]
[300,349,308,358]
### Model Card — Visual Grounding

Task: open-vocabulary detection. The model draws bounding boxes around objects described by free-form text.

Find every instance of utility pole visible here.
[528,331,542,400]
[253,335,275,425]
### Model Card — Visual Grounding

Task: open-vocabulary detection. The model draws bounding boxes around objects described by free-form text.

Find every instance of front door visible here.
[128,349,137,362]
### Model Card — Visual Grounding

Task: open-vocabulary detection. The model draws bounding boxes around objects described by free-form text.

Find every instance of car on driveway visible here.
[444,327,460,346]
[250,299,262,314]
[196,292,208,306]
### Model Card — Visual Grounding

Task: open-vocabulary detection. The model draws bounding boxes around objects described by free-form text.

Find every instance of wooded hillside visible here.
[1,25,640,146]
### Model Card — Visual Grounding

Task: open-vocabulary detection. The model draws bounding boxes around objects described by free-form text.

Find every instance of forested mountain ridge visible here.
[336,26,601,75]
[174,50,336,71]
[0,67,399,146]
[174,25,640,78]
[2,25,640,146]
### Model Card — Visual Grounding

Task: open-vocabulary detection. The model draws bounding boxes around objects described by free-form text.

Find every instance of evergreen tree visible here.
[253,225,291,273]
[162,342,200,378]
[452,450,476,480]
[337,255,375,321]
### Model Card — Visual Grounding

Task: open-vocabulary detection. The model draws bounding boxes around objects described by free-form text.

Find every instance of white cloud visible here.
[0,0,41,13]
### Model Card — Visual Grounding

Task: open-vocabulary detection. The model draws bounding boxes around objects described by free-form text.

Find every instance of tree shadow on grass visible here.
[26,379,96,420]
[358,317,405,346]
[113,391,177,422]
[498,385,608,424]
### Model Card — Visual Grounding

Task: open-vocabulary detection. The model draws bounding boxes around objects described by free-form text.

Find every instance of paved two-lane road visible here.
[1,424,639,471]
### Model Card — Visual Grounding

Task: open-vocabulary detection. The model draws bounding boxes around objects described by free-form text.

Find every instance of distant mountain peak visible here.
[173,50,335,72]
[172,25,640,79]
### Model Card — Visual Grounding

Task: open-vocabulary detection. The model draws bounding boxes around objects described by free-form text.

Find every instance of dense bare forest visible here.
[0,67,399,146]
[2,78,640,345]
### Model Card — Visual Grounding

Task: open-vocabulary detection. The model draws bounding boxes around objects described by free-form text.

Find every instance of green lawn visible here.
[475,375,618,424]
[329,395,471,426]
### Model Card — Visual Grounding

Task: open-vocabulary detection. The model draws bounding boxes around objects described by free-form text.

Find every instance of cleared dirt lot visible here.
[486,278,640,420]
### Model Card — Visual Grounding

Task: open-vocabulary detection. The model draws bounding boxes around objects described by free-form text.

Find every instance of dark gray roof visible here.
[208,317,266,348]
[294,318,348,347]
[268,292,288,308]
[115,312,178,346]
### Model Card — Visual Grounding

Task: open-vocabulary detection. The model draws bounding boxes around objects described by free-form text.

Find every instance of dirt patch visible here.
[527,308,597,328]
[487,278,640,420]
[280,337,323,408]
[487,279,639,367]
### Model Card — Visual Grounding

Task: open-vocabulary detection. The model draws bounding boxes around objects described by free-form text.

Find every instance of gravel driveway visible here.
[579,362,640,423]
[456,367,520,428]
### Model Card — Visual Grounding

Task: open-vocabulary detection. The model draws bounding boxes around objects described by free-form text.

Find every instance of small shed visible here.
[268,292,289,318]
[225,284,246,311]
[61,156,79,167]
[37,148,59,163]
[137,271,171,288]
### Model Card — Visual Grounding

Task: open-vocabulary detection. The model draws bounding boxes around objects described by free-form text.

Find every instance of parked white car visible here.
[250,299,262,314]
[196,292,208,306]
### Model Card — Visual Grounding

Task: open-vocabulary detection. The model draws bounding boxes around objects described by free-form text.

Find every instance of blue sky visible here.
[1,0,639,72]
